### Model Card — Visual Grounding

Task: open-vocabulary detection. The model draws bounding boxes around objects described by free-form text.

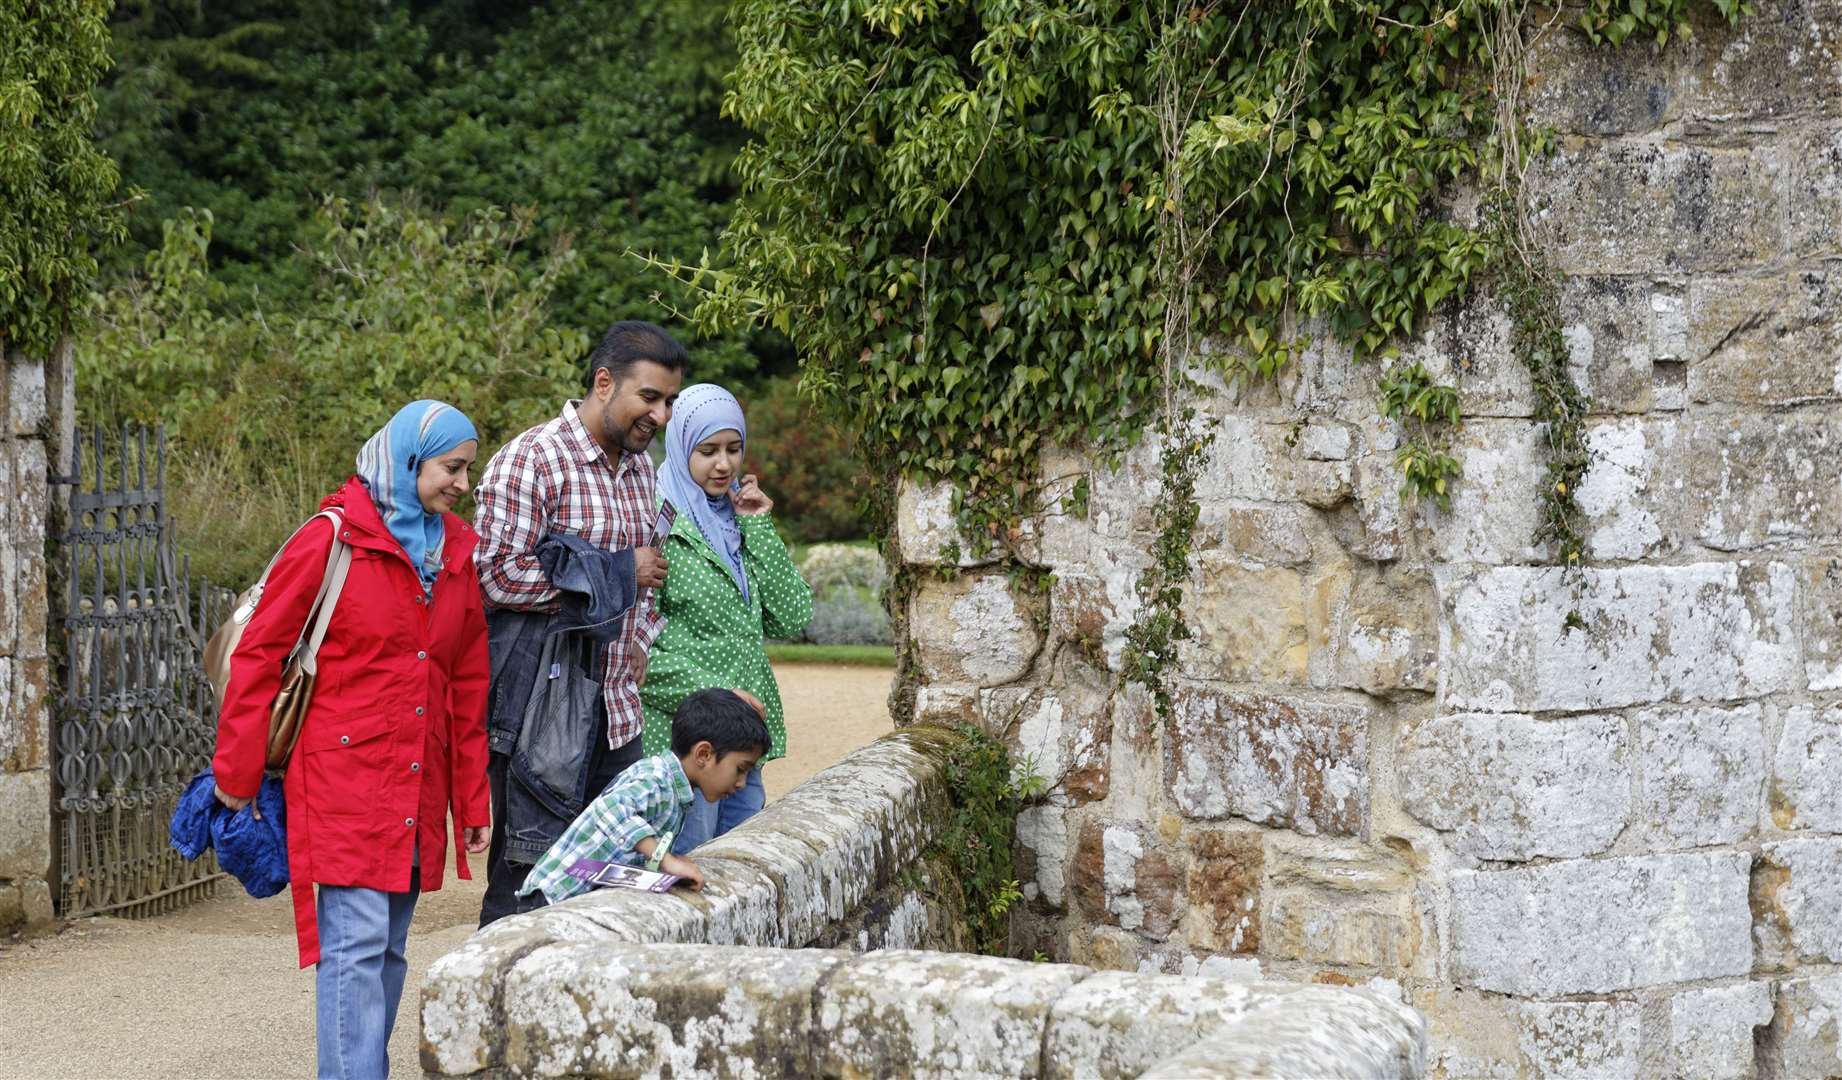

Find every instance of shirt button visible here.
[410,762,421,773]
[405,817,415,827]
[415,707,425,716]
[417,651,427,660]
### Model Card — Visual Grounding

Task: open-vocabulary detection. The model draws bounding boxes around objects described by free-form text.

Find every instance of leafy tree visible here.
[1,0,123,356]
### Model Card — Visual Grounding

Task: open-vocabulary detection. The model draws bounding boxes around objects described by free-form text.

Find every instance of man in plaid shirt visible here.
[473,320,687,924]
[519,688,771,905]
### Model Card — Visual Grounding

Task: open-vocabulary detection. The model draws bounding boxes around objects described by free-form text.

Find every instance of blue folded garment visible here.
[170,768,289,899]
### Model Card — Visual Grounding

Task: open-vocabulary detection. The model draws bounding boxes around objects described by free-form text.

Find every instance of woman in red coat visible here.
[211,400,492,1080]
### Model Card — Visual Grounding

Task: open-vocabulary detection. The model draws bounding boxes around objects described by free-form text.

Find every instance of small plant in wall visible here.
[1378,361,1463,511]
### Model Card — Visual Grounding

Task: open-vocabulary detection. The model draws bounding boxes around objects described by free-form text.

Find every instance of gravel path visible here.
[0,663,893,1080]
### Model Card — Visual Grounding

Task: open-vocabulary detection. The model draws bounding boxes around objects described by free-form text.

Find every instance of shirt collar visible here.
[562,399,637,478]
[663,754,695,807]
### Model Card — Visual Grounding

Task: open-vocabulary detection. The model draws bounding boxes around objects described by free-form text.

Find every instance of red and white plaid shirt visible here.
[475,401,665,748]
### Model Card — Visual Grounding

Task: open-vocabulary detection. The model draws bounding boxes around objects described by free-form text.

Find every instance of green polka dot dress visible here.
[639,509,813,761]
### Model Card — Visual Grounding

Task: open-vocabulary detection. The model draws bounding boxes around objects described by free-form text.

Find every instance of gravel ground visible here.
[0,663,893,1080]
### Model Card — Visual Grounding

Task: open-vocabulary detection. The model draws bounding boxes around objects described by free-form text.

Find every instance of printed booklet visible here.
[567,857,682,893]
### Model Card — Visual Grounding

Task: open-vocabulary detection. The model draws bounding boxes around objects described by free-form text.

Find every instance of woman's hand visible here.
[213,784,261,821]
[463,826,490,854]
[729,475,773,516]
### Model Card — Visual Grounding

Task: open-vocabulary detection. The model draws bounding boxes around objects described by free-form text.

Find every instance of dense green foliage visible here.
[1,0,123,356]
[741,377,871,543]
[96,0,766,380]
[929,723,1041,955]
[83,199,586,584]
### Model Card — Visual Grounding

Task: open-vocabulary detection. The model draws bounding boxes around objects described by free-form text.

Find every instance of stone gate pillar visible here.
[0,339,69,929]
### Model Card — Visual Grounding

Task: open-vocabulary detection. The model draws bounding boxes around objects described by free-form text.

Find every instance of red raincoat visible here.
[213,477,491,967]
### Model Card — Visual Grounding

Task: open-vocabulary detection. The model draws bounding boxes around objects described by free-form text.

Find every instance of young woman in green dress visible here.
[639,383,812,849]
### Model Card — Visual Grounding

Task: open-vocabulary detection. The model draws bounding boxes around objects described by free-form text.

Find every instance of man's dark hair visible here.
[583,320,688,390]
[671,688,772,758]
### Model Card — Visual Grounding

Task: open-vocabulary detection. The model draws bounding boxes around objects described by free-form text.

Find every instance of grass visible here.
[767,643,896,667]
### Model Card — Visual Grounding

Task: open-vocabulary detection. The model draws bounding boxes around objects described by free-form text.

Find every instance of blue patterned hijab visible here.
[659,384,749,600]
[355,400,478,592]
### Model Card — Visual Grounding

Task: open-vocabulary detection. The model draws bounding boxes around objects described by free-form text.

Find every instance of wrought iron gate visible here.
[51,426,229,918]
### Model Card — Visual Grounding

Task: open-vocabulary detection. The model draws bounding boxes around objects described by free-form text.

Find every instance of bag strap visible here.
[285,510,349,670]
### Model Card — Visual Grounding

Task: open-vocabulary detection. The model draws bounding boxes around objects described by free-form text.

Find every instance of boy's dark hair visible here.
[584,320,687,390]
[671,688,772,758]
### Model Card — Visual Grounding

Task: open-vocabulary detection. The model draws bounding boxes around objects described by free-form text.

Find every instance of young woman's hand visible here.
[463,826,490,853]
[729,475,773,516]
[661,853,705,891]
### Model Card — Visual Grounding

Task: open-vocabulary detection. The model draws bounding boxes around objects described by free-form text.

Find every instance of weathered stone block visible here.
[7,354,45,436]
[1417,988,1520,1080]
[1691,406,1842,549]
[1429,419,1546,565]
[1314,564,1438,696]
[1560,276,1657,415]
[1016,805,1069,909]
[1047,574,1116,659]
[1183,561,1309,683]
[1773,703,1842,831]
[1399,711,1630,861]
[1683,0,1842,123]
[1070,820,1185,940]
[1516,1000,1640,1080]
[1193,502,1311,566]
[815,950,1090,1079]
[1262,837,1420,974]
[1399,296,1536,418]
[1134,986,1426,1080]
[1790,124,1842,259]
[1524,26,1681,136]
[1801,557,1842,692]
[1184,830,1262,955]
[1450,852,1753,995]
[907,573,1044,687]
[992,653,1112,803]
[1438,562,1797,712]
[500,943,848,1078]
[1645,982,1773,1080]
[1208,415,1351,508]
[1577,417,1682,560]
[1527,138,1786,275]
[0,768,50,880]
[12,440,48,658]
[1688,271,1842,405]
[1761,972,1842,1078]
[1,655,49,771]
[1759,839,1842,964]
[1634,704,1765,849]
[896,480,982,567]
[1043,971,1321,1080]
[1165,686,1369,836]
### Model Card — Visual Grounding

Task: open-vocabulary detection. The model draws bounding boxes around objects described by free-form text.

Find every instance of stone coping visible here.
[436,942,1425,1079]
[422,729,957,1075]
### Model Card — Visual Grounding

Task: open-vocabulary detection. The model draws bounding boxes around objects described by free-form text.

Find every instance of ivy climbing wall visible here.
[894,4,1842,1076]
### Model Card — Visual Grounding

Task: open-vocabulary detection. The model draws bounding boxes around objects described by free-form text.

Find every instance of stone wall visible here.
[421,728,1428,1078]
[0,340,67,930]
[894,5,1842,1076]
[455,942,1424,1079]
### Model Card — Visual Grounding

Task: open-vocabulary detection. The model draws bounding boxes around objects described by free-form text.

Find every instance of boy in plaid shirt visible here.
[519,688,770,905]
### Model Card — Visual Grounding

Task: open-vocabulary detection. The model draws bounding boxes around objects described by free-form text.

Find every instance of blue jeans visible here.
[675,766,766,853]
[316,876,421,1080]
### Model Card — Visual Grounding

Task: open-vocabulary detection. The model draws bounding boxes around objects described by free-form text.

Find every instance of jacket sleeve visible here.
[447,555,492,833]
[741,515,813,641]
[474,437,560,610]
[212,515,339,800]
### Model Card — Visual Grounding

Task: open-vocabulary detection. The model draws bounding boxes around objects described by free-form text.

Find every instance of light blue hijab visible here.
[355,400,478,592]
[659,384,749,601]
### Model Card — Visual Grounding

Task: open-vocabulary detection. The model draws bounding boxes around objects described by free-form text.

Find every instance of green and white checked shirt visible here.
[517,753,695,904]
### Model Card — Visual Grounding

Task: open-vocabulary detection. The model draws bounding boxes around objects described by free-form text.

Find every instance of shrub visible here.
[798,543,888,596]
[801,597,892,647]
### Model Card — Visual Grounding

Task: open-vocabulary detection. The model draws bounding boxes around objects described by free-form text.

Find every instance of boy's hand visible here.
[661,854,705,891]
[463,826,490,853]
